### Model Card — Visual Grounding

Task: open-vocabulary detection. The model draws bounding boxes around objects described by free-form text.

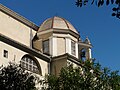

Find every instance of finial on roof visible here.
[84,37,91,44]
[54,13,59,17]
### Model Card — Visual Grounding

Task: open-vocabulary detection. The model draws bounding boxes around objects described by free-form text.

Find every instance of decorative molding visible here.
[0,4,39,30]
[52,37,57,56]
[37,28,80,39]
[75,43,78,58]
[0,34,50,62]
[78,42,92,48]
[53,28,79,39]
[52,53,82,66]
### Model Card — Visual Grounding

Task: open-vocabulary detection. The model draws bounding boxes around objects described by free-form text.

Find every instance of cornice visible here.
[0,4,39,31]
[53,28,80,39]
[52,53,82,66]
[0,34,50,62]
[78,41,92,48]
[37,28,80,39]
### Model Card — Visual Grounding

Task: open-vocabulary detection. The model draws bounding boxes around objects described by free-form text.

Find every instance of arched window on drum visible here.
[20,55,42,75]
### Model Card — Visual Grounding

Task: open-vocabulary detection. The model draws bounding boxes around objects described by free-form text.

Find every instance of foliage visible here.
[41,60,120,90]
[0,63,37,90]
[75,0,120,19]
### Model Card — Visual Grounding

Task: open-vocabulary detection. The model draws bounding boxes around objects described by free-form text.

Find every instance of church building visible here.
[0,4,92,77]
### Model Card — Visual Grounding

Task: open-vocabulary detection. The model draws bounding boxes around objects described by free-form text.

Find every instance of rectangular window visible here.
[3,50,8,58]
[71,41,76,55]
[43,40,49,55]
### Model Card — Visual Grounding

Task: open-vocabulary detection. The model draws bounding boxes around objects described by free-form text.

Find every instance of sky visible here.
[0,0,120,72]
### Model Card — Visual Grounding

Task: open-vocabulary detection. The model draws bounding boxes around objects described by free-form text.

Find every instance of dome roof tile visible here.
[38,16,79,34]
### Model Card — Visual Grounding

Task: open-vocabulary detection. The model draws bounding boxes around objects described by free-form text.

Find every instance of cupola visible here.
[38,16,79,34]
[33,16,80,58]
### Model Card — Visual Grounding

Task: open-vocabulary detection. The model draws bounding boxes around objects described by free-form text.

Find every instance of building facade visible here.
[0,4,92,77]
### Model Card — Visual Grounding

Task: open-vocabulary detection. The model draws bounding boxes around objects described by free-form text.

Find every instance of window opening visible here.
[43,40,49,55]
[3,50,8,58]
[71,41,76,55]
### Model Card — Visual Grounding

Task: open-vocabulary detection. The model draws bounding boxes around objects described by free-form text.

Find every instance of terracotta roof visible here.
[38,16,79,34]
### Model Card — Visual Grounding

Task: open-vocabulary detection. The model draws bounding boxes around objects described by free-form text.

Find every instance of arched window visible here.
[80,49,86,61]
[20,55,41,75]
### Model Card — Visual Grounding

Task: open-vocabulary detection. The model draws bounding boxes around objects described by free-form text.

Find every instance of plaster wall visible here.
[0,41,26,66]
[0,41,48,76]
[37,31,52,40]
[51,58,67,76]
[57,37,65,56]
[0,11,36,47]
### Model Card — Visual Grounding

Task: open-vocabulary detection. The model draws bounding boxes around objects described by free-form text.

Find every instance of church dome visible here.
[38,16,79,34]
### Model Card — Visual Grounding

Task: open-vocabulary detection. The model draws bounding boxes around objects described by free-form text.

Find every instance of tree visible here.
[0,63,37,90]
[42,60,120,90]
[75,0,120,19]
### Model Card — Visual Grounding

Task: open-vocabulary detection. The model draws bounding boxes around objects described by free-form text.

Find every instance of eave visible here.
[0,34,50,62]
[0,4,39,31]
